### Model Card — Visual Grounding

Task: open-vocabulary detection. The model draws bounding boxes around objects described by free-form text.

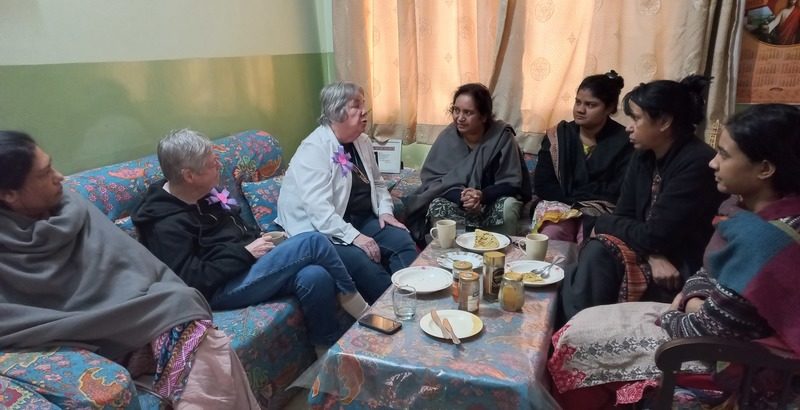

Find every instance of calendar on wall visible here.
[737,0,800,104]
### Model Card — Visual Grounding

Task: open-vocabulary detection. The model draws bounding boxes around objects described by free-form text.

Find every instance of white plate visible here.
[420,309,483,340]
[391,266,453,294]
[436,251,484,270]
[455,232,511,253]
[506,260,565,287]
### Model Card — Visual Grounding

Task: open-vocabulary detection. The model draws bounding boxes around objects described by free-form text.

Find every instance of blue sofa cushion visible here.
[241,176,283,232]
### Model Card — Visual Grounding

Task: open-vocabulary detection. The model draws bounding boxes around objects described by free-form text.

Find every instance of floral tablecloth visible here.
[310,238,576,409]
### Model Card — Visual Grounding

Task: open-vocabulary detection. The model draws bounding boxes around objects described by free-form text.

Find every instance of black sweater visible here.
[594,137,727,279]
[534,119,632,205]
[131,180,260,299]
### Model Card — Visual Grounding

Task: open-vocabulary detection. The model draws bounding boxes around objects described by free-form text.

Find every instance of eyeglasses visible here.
[449,106,477,119]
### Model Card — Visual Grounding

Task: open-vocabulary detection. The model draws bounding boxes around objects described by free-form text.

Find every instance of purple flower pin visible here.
[332,145,354,176]
[207,187,238,210]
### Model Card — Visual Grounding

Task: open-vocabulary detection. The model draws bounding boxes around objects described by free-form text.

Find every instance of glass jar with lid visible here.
[451,260,473,302]
[499,271,525,312]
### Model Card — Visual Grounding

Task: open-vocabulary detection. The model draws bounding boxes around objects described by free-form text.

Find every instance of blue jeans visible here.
[334,215,419,303]
[210,232,356,346]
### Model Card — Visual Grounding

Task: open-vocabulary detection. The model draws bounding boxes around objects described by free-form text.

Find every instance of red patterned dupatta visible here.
[708,196,800,355]
[594,234,651,302]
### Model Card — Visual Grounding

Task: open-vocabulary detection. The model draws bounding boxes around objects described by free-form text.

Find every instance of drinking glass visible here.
[392,285,417,321]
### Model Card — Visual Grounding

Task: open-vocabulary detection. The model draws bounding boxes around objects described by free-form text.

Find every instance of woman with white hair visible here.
[277,82,418,303]
[133,129,371,355]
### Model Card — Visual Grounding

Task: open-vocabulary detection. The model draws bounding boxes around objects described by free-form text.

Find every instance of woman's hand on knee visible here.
[379,213,408,231]
[353,234,381,263]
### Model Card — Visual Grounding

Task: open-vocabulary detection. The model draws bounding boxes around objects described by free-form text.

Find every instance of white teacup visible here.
[525,233,549,260]
[264,231,287,245]
[430,219,457,248]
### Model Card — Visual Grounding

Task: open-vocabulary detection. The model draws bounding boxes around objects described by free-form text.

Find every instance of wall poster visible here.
[737,0,800,104]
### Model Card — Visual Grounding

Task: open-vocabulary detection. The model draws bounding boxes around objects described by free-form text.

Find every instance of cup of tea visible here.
[525,233,548,260]
[430,219,457,248]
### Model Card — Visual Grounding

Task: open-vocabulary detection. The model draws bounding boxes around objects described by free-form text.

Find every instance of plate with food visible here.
[455,229,511,253]
[506,260,565,287]
[436,251,484,270]
[391,266,453,294]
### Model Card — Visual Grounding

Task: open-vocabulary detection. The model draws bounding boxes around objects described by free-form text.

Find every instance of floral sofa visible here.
[0,130,314,409]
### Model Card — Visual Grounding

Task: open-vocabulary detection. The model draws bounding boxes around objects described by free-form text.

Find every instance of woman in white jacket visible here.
[277,82,418,303]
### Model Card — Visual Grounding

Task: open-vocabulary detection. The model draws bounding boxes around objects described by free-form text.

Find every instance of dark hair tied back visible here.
[0,131,37,192]
[578,70,625,114]
[680,74,713,127]
[622,74,712,139]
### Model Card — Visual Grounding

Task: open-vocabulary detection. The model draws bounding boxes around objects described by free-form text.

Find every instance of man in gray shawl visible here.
[404,83,531,241]
[0,131,258,408]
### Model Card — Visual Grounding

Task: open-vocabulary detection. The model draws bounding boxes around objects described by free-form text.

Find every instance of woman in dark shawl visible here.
[0,131,259,409]
[404,83,531,241]
[533,70,633,242]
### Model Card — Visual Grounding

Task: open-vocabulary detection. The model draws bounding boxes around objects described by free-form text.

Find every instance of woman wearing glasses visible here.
[405,83,531,242]
[277,82,418,304]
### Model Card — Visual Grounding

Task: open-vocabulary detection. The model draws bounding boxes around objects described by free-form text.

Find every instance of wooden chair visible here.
[653,337,800,409]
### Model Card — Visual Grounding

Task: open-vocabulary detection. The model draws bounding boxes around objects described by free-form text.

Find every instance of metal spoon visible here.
[533,255,565,279]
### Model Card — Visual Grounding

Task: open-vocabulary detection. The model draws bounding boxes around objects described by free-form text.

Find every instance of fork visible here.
[533,255,565,278]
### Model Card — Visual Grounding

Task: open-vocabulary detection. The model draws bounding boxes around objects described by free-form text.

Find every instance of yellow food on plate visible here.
[473,229,500,249]
[523,272,545,283]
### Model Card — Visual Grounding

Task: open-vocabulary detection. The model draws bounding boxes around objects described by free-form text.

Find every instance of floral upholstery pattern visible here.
[0,348,140,409]
[213,297,316,409]
[241,176,284,231]
[1,130,312,409]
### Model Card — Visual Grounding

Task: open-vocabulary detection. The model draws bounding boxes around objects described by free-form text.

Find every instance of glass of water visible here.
[392,285,417,321]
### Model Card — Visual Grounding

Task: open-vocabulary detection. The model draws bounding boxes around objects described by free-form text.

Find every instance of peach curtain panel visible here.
[333,0,742,146]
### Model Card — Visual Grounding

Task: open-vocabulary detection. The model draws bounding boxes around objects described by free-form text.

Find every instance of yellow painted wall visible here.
[0,0,335,174]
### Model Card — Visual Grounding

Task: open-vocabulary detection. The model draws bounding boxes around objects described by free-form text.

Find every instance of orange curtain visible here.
[334,0,740,147]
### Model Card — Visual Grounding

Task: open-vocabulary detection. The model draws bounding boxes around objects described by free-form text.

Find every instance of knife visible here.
[430,310,454,341]
[442,318,461,345]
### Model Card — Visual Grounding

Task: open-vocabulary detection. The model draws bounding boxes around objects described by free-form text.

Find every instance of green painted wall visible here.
[0,53,329,174]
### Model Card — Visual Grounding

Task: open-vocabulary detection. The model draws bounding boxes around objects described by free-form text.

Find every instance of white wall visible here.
[0,0,334,65]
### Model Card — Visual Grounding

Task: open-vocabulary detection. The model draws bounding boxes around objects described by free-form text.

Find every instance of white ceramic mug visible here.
[430,219,457,248]
[525,233,549,260]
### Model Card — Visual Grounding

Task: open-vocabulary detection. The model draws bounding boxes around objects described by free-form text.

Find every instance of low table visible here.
[309,238,577,409]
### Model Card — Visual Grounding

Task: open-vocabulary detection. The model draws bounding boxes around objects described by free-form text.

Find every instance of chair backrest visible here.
[654,336,800,409]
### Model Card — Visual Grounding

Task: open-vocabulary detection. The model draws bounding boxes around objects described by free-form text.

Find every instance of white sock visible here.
[338,292,370,319]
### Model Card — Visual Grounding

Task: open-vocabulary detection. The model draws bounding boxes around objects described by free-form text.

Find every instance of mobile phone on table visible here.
[357,313,402,335]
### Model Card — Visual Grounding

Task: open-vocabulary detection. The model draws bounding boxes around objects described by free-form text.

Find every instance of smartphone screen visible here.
[358,313,402,334]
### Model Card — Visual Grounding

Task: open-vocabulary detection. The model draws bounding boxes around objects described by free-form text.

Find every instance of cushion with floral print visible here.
[240,176,283,231]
